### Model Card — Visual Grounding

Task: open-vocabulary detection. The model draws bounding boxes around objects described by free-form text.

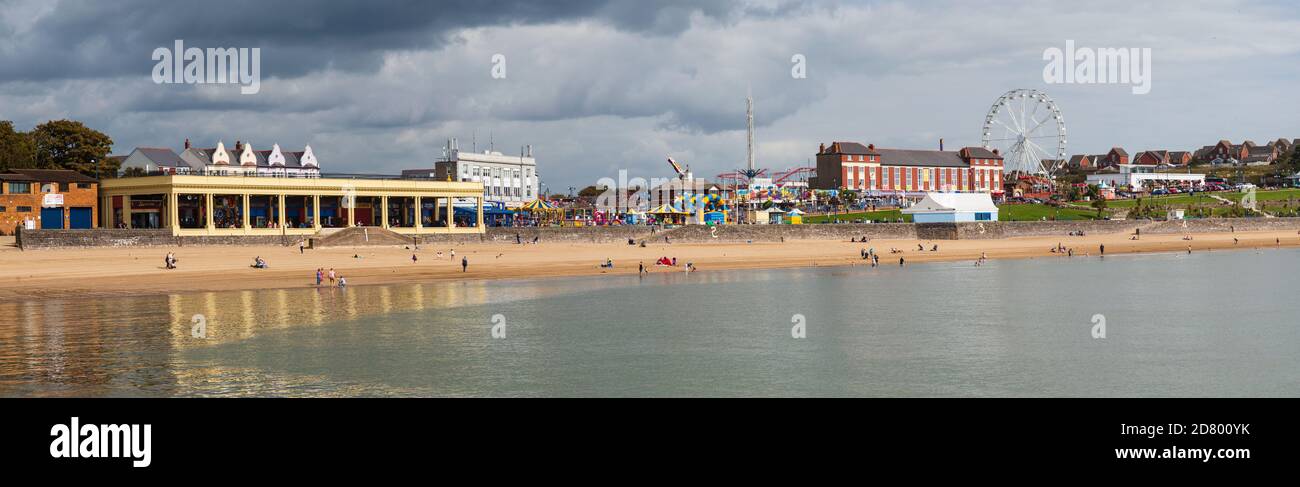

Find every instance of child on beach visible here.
[328,268,336,285]
[338,275,347,287]
[316,268,323,286]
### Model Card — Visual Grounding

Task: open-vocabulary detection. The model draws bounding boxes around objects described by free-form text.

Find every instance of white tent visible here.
[902,192,998,223]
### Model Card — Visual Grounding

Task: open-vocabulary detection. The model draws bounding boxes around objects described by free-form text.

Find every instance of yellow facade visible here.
[99,175,486,236]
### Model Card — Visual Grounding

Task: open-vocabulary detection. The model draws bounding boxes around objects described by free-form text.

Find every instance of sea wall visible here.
[17,217,1300,248]
[17,228,290,249]
[948,218,1300,240]
[659,223,918,243]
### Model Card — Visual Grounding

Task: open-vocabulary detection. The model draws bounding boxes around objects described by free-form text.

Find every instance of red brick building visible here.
[0,169,99,234]
[813,142,1004,195]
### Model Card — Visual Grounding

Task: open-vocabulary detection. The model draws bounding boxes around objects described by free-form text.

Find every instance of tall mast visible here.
[746,94,755,173]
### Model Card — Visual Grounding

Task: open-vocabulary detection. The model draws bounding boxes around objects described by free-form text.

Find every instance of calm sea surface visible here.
[2,248,1298,397]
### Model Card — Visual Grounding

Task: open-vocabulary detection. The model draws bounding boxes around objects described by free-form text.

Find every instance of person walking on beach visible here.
[328,268,336,285]
[639,261,645,275]
[316,268,323,286]
[412,253,418,263]
[899,257,905,266]
[461,256,468,272]
[450,249,455,259]
[1099,244,1105,256]
[299,240,305,254]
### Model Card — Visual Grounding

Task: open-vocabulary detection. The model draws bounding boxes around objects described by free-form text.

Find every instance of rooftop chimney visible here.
[867,143,875,151]
[939,138,944,151]
[819,143,825,154]
[993,148,1000,156]
[184,138,191,149]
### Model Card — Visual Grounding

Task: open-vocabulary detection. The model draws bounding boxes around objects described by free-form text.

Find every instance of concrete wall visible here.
[18,217,1300,248]
[948,218,1300,240]
[660,223,918,242]
[17,228,289,249]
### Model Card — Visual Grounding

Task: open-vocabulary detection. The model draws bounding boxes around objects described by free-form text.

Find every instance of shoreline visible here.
[3,229,1298,301]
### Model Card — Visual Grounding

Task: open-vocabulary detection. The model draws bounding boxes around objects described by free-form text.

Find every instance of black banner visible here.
[0,398,1291,476]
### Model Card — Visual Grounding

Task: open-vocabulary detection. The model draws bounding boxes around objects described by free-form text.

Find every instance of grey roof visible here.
[875,149,968,168]
[254,149,304,168]
[961,146,1002,159]
[3,168,98,183]
[135,147,186,168]
[823,142,877,155]
[177,148,211,170]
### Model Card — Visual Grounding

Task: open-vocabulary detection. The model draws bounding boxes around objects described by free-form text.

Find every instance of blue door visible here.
[40,207,64,229]
[69,207,93,229]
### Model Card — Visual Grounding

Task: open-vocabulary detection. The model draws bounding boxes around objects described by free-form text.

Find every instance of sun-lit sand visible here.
[2,229,1298,301]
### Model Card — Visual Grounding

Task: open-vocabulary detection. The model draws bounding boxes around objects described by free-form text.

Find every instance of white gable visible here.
[268,144,285,166]
[239,143,257,166]
[212,141,230,165]
[300,145,318,167]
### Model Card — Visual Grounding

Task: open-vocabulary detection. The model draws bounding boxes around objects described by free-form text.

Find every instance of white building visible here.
[118,139,320,178]
[902,192,999,223]
[408,139,539,208]
[1086,164,1204,190]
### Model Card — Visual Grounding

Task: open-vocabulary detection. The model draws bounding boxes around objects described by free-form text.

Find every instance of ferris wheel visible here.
[981,89,1066,177]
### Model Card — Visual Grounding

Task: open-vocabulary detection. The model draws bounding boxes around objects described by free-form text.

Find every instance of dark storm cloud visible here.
[0,0,741,82]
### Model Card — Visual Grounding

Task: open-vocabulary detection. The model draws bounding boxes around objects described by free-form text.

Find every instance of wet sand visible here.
[2,229,1298,301]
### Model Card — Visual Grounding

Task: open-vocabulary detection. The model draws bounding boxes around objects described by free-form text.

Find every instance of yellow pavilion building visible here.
[98,174,486,236]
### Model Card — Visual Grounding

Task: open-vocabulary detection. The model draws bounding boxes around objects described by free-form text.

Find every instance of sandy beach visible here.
[2,229,1298,301]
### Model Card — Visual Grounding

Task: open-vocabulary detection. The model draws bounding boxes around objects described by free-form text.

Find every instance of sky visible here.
[2,0,1299,189]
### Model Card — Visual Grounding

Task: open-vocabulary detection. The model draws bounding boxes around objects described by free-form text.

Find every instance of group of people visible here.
[859,248,881,267]
[316,268,346,287]
[1049,243,1078,257]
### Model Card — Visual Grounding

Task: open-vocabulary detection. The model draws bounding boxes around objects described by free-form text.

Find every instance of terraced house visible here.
[117,139,321,177]
[1194,138,1297,165]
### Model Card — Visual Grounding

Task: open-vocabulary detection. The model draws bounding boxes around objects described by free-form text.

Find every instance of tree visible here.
[577,185,605,198]
[28,119,116,177]
[1091,197,1108,218]
[0,121,37,171]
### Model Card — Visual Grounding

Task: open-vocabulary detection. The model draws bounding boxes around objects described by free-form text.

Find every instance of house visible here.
[1065,147,1127,170]
[1196,138,1296,165]
[0,169,99,233]
[118,139,320,177]
[902,192,998,222]
[119,147,191,174]
[1243,144,1278,165]
[813,141,1004,195]
[1169,151,1192,166]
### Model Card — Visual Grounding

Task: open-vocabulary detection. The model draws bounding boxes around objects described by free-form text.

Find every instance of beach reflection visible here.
[0,277,618,396]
